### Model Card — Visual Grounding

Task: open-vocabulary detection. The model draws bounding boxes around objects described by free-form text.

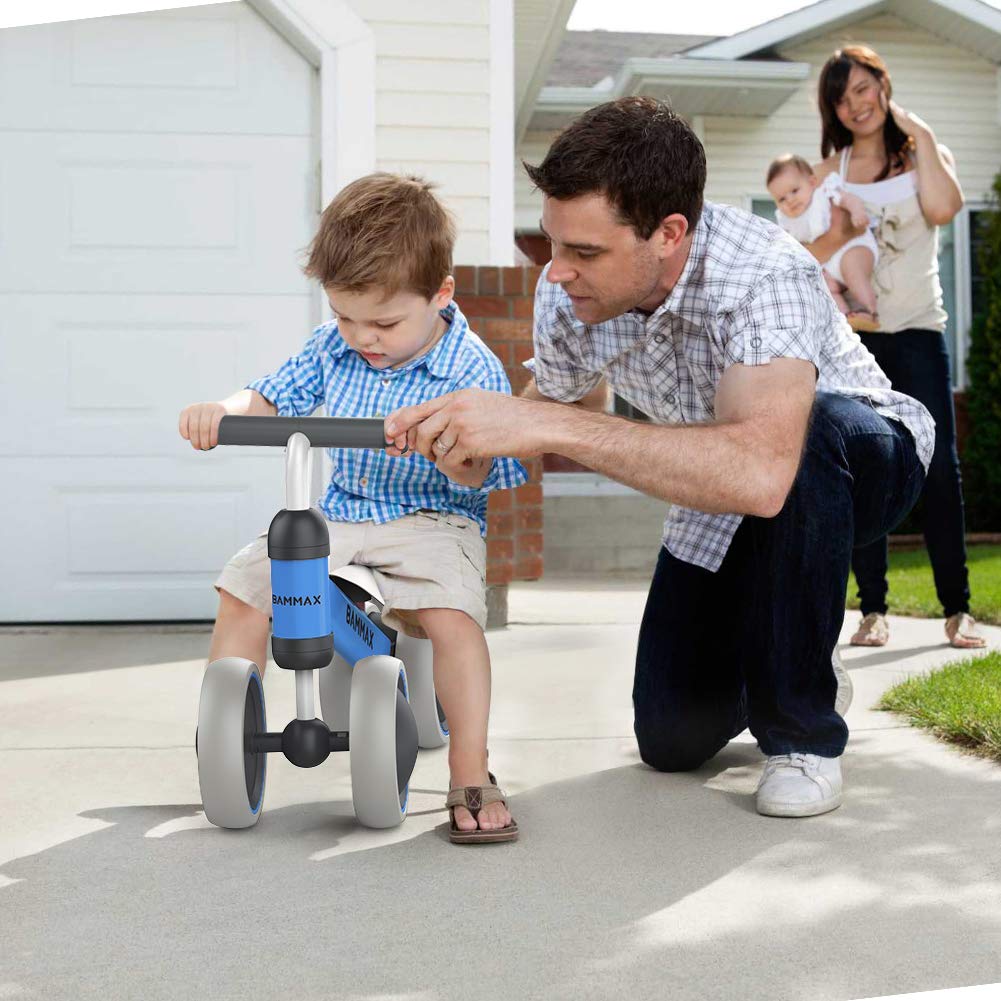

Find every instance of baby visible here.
[767,153,880,332]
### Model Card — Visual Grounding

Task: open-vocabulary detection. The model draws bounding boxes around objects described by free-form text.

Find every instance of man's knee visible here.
[634,723,728,773]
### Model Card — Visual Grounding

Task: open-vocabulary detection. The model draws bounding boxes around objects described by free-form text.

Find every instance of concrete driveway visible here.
[2,577,1000,1001]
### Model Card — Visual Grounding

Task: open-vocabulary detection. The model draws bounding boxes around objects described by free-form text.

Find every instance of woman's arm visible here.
[885,96,964,226]
[802,205,868,264]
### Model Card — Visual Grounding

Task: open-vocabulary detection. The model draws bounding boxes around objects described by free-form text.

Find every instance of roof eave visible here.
[529,58,810,131]
[683,0,886,60]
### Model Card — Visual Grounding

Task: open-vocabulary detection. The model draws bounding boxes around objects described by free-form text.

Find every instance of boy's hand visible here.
[179,401,227,450]
[435,449,491,488]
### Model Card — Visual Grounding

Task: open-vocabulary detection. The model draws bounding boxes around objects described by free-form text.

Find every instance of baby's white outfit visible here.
[775,172,879,285]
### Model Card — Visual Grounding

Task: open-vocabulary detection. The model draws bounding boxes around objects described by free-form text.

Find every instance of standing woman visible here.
[809,45,985,650]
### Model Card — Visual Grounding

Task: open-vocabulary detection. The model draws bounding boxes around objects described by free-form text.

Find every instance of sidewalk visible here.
[1,578,999,1001]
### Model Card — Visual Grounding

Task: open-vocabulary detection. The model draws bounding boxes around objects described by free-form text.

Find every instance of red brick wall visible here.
[454,264,544,584]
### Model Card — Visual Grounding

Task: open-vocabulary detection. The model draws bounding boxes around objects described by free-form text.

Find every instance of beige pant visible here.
[216,511,487,639]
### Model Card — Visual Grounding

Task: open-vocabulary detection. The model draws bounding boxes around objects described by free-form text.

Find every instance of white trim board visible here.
[489,0,515,266]
[543,473,644,498]
[685,0,1001,63]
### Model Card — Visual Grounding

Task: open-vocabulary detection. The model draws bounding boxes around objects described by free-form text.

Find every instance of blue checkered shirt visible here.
[529,201,935,572]
[249,302,527,536]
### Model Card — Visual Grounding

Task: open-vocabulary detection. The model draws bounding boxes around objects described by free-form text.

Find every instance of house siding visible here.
[358,0,493,263]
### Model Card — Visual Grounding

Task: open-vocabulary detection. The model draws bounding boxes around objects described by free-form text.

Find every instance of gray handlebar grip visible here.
[217,416,388,449]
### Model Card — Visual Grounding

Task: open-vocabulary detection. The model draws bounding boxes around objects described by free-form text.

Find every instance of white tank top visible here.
[837,147,946,334]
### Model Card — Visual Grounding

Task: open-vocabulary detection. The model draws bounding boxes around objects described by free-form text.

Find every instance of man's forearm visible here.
[542,405,791,517]
[520,376,609,412]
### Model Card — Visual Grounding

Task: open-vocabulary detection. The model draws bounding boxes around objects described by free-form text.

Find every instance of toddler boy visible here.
[179,174,527,843]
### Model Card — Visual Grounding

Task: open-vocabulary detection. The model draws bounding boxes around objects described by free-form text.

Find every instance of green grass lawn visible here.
[878,651,1001,762]
[846,544,1001,626]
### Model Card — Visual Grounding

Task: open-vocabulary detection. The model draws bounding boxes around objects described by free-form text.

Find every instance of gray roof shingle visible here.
[547,29,719,88]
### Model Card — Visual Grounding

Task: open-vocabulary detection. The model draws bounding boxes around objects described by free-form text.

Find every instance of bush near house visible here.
[963,171,1001,532]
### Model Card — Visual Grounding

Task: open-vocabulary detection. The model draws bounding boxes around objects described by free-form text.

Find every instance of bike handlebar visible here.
[217,416,388,449]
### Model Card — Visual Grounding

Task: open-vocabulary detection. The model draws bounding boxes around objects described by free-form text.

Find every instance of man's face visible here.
[540,192,681,324]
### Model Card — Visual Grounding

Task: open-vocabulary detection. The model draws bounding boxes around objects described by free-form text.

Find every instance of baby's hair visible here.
[766,153,815,186]
[304,172,455,300]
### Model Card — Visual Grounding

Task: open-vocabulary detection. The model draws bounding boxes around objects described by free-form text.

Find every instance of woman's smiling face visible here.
[835,63,887,138]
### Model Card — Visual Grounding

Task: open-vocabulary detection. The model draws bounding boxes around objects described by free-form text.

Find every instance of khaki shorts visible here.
[215,511,487,639]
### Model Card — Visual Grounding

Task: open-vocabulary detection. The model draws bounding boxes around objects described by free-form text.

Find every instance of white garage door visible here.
[0,3,319,621]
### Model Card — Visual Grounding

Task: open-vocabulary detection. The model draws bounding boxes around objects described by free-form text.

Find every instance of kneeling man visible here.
[386,97,933,817]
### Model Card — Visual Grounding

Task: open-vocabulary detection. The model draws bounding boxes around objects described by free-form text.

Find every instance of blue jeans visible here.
[632,392,925,768]
[852,329,970,617]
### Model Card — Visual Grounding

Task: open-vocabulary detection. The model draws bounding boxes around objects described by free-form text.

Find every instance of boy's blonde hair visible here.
[304,173,456,299]
[766,153,814,187]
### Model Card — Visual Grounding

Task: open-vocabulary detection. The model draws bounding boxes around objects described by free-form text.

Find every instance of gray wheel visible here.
[318,651,352,732]
[395,632,448,748]
[349,655,418,828]
[197,657,267,829]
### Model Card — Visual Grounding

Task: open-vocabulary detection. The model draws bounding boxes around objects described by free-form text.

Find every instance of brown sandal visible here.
[446,771,519,845]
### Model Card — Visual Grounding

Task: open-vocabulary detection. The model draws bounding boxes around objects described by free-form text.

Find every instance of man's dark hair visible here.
[523,96,706,239]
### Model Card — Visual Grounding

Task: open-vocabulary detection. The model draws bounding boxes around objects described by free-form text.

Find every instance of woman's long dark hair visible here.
[818,46,913,181]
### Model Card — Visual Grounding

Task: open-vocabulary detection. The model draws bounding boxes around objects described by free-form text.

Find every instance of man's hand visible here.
[385,388,550,463]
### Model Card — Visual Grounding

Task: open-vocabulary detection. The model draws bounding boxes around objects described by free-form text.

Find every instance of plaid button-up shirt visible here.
[529,202,935,572]
[249,302,527,537]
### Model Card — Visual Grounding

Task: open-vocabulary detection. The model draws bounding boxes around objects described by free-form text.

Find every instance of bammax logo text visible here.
[272,594,323,606]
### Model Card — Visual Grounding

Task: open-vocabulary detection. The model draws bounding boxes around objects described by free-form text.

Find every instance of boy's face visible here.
[327,279,454,370]
[767,167,818,219]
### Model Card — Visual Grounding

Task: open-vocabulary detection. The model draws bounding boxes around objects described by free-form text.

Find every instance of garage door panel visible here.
[1,294,316,457]
[2,458,283,620]
[2,3,318,621]
[0,133,316,294]
[0,5,313,136]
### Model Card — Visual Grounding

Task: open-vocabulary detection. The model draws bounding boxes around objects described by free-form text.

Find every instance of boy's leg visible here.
[822,270,851,314]
[839,247,878,315]
[208,588,270,676]
[212,533,273,674]
[416,607,510,833]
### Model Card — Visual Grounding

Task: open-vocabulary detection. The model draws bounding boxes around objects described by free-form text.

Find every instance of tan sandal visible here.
[847,310,879,332]
[446,771,519,845]
[945,612,987,649]
[851,612,889,647]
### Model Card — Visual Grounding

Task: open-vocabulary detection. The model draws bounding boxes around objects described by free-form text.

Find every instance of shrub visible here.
[963,172,1001,531]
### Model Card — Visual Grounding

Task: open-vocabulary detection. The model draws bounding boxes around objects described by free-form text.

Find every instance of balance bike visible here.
[195,416,449,830]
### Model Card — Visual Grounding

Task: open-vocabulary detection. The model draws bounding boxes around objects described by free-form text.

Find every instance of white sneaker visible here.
[756,753,843,817]
[833,648,853,718]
